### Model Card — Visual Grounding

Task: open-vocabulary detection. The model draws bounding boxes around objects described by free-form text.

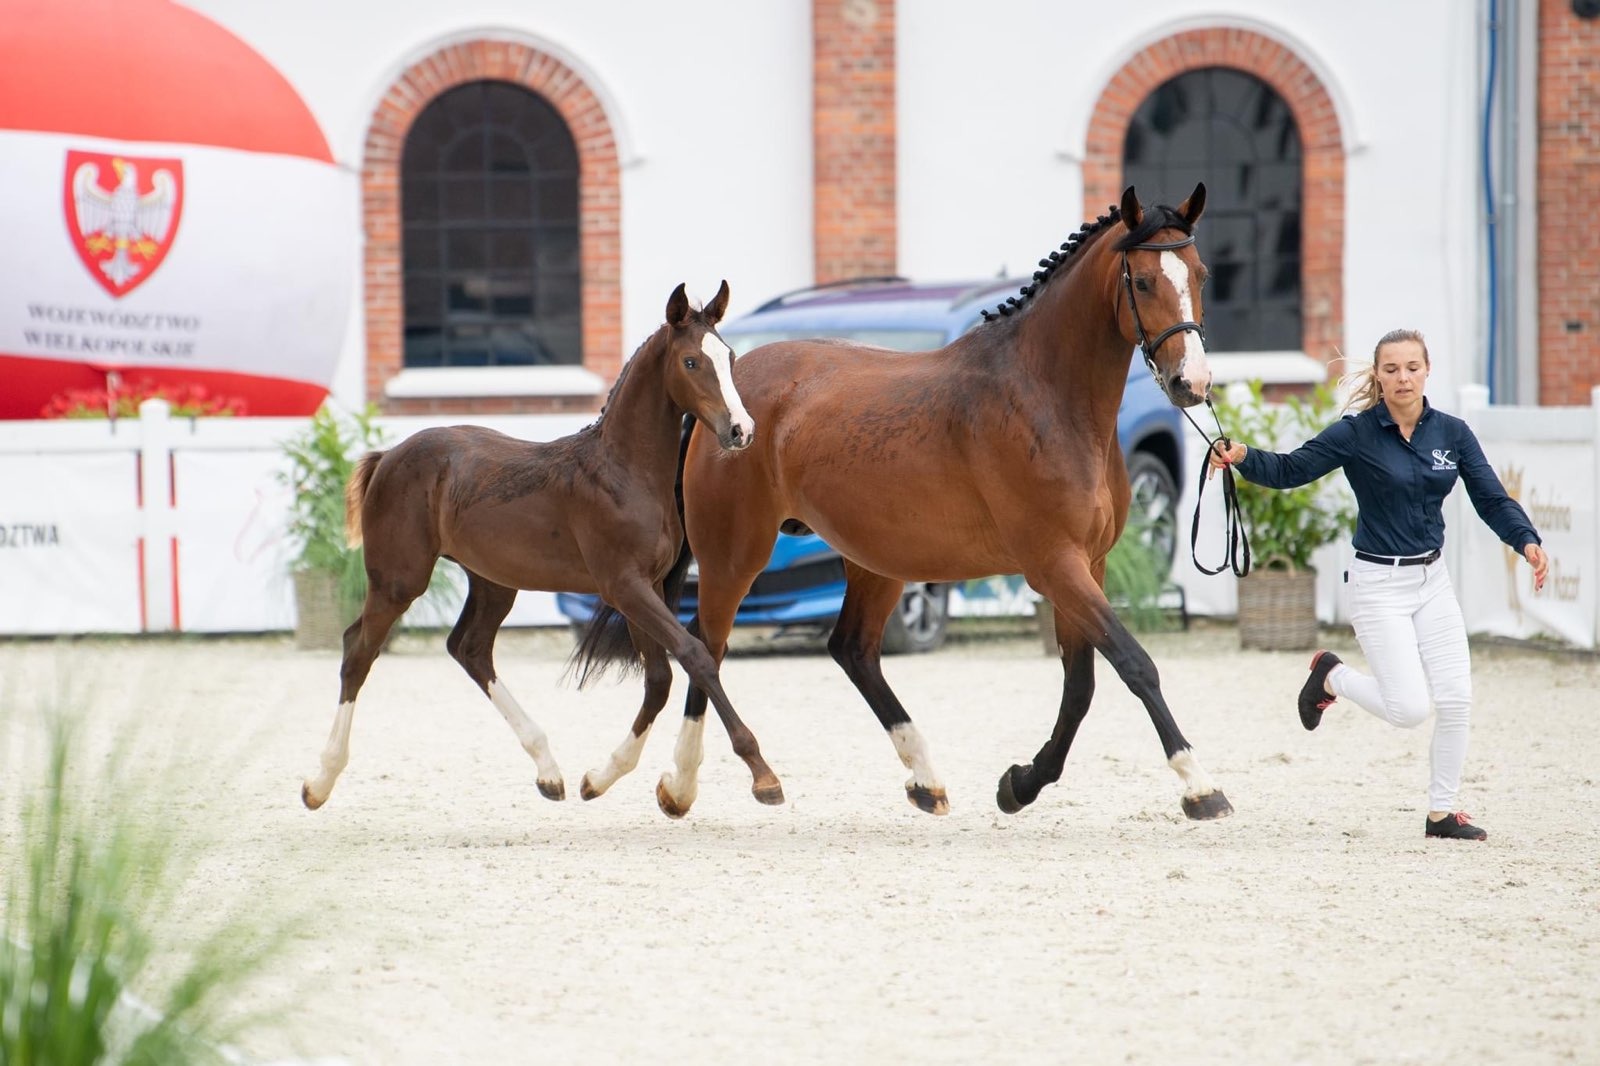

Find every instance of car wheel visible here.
[1126,450,1179,567]
[882,582,949,655]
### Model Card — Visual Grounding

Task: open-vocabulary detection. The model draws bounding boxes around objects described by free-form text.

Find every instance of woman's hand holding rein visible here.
[1207,439,1248,480]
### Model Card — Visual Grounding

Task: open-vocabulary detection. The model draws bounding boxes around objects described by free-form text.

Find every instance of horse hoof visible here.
[752,781,786,806]
[656,778,692,820]
[579,774,603,802]
[537,779,566,802]
[1182,790,1234,821]
[301,783,326,811]
[995,764,1032,815]
[906,783,949,815]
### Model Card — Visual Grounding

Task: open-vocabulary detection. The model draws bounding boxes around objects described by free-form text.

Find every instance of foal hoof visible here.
[301,783,326,811]
[995,764,1034,815]
[752,780,786,806]
[579,774,604,802]
[656,778,693,820]
[1181,790,1234,821]
[537,779,566,802]
[906,783,949,816]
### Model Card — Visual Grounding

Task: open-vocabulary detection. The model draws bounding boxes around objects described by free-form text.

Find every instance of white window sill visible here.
[384,366,607,400]
[1207,351,1329,385]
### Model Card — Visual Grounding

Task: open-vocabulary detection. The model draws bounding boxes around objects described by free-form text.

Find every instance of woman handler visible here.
[1208,329,1548,841]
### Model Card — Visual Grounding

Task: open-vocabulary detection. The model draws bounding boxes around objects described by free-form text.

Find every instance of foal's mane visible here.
[979,200,1196,323]
[586,321,669,430]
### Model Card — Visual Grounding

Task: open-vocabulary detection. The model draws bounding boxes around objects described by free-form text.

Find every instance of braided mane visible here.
[979,200,1195,322]
[979,207,1123,323]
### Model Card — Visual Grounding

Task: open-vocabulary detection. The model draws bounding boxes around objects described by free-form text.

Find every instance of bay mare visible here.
[576,185,1235,823]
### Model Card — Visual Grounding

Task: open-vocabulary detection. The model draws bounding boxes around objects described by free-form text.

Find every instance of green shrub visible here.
[1,716,289,1065]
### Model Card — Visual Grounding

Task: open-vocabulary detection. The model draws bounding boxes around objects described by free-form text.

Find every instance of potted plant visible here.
[278,403,386,649]
[1212,379,1357,650]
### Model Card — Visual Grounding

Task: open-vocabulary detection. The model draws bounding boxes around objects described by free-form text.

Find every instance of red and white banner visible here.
[0,0,355,419]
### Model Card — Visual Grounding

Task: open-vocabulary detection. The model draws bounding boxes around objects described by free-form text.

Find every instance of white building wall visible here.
[898,0,1483,407]
[180,1,1487,410]
[182,0,816,405]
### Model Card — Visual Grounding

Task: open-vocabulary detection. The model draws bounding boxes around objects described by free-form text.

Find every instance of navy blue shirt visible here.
[1235,398,1540,557]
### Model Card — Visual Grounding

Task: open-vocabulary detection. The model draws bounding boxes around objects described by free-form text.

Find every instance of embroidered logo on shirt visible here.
[1431,449,1456,470]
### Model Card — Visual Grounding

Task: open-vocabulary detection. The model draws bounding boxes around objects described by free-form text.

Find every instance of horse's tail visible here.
[565,417,698,690]
[344,451,385,549]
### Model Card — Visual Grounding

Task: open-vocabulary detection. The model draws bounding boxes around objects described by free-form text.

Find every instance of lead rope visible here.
[1178,399,1251,577]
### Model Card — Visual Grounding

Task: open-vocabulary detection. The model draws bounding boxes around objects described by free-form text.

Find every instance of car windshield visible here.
[721,329,947,356]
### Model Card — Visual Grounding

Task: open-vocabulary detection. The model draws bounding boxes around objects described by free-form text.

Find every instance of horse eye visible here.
[684,357,698,370]
[1134,277,1152,293]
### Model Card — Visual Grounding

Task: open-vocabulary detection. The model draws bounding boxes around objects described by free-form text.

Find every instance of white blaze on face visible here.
[1159,250,1212,396]
[700,330,754,440]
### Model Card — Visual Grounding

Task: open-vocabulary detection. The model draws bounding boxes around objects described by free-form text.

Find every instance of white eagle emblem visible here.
[65,150,184,298]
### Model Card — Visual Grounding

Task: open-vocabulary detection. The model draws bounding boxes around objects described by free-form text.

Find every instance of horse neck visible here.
[1013,238,1134,431]
[596,330,684,476]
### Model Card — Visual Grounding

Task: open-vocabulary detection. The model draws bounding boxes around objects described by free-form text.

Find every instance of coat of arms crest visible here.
[63,149,184,298]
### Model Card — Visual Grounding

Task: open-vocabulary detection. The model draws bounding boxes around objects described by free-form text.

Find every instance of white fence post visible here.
[138,398,178,632]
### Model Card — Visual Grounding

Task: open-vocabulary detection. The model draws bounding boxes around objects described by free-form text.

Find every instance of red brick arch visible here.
[361,41,621,414]
[1084,29,1344,366]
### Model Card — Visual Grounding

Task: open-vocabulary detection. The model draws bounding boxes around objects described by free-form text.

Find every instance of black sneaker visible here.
[1298,650,1341,731]
[1425,812,1488,841]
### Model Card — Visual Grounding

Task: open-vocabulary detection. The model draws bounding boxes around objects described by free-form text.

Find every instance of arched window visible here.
[1123,68,1302,352]
[401,82,580,368]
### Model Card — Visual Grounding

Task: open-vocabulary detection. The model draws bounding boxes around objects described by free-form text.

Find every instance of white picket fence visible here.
[0,403,593,636]
[3,386,1597,648]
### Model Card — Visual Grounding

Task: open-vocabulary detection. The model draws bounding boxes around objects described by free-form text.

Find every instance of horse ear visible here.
[1178,182,1207,225]
[705,279,731,324]
[666,282,690,327]
[1120,186,1143,230]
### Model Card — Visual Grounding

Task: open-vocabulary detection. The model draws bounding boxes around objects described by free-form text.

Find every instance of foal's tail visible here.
[565,417,697,690]
[344,451,385,549]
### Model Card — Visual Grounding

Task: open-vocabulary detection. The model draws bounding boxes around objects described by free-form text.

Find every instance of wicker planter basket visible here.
[292,568,345,651]
[1236,567,1318,650]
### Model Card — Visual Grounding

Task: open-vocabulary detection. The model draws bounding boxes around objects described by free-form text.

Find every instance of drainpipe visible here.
[1482,0,1535,405]
[1481,0,1502,402]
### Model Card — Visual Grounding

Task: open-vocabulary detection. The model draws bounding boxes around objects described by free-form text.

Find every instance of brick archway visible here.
[1084,29,1344,365]
[362,41,621,414]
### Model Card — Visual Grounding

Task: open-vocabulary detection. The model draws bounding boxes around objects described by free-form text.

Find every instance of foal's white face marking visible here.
[701,330,755,442]
[1158,249,1213,397]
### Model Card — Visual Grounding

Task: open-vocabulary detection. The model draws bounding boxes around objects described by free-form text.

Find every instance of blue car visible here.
[557,276,1186,653]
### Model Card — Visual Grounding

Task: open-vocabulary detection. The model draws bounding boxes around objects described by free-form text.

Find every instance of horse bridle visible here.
[1118,232,1251,578]
[1118,234,1207,377]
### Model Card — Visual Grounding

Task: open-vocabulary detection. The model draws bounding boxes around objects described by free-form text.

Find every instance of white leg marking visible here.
[487,679,564,791]
[660,715,706,809]
[1159,249,1212,395]
[583,725,652,798]
[1169,748,1218,799]
[702,332,755,441]
[890,722,944,792]
[304,700,355,805]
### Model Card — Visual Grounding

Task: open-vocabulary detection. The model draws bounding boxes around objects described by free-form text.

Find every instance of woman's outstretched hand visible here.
[1524,543,1549,591]
[1207,439,1248,480]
